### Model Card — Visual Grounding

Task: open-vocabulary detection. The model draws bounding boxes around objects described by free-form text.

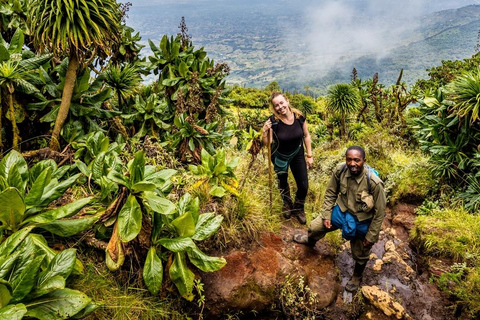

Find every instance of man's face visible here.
[345,150,365,176]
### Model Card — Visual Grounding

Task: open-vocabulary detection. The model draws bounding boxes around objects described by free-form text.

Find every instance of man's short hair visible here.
[345,146,365,159]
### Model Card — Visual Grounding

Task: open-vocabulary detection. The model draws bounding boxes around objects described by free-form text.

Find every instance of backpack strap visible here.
[340,163,372,194]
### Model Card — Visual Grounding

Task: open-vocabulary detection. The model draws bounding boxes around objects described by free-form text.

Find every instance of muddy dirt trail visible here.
[201,202,456,319]
[285,202,454,320]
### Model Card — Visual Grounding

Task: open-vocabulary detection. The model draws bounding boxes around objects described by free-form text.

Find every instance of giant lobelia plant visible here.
[102,150,177,271]
[146,192,226,300]
[188,148,239,198]
[101,150,226,300]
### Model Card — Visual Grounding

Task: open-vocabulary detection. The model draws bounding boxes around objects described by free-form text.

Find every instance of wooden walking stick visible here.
[267,128,273,212]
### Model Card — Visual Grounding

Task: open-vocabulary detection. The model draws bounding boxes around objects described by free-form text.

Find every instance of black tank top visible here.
[274,116,304,154]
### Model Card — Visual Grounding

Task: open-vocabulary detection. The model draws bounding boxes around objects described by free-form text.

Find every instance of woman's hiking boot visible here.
[292,200,306,225]
[282,201,293,219]
[345,262,367,292]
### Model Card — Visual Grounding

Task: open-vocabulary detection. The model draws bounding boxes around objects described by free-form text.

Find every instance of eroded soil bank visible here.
[201,203,457,319]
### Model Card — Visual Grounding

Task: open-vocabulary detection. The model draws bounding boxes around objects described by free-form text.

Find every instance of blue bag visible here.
[330,205,372,240]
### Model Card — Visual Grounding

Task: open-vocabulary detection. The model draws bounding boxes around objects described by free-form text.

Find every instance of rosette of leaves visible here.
[72,131,124,201]
[122,93,172,140]
[242,126,262,158]
[27,60,118,139]
[0,150,98,237]
[412,89,477,181]
[104,150,177,271]
[0,28,52,150]
[169,113,225,163]
[0,227,96,319]
[144,193,226,301]
[188,149,239,198]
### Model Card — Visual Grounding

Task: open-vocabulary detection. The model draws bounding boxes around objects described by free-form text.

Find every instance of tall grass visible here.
[70,252,191,320]
[412,207,480,317]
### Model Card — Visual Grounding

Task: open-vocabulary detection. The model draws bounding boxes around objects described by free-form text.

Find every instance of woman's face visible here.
[272,95,289,115]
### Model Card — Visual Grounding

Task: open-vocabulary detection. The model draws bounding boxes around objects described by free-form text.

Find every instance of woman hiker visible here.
[262,91,313,224]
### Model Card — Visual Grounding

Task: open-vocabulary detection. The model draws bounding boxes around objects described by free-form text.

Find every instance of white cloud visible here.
[288,0,427,75]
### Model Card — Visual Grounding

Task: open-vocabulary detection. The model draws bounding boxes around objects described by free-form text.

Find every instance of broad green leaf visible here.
[0,151,28,189]
[0,44,9,61]
[71,301,98,319]
[24,288,91,320]
[144,168,177,182]
[91,152,106,181]
[169,252,194,301]
[37,249,77,288]
[209,185,226,198]
[0,176,7,192]
[10,255,44,303]
[28,234,57,270]
[143,247,163,295]
[39,173,82,207]
[0,282,12,307]
[192,213,223,241]
[143,192,176,215]
[29,160,57,182]
[158,237,195,252]
[178,61,188,78]
[117,195,142,242]
[187,245,226,272]
[423,97,440,108]
[128,151,145,184]
[171,212,196,237]
[188,138,195,151]
[107,171,130,188]
[5,165,24,196]
[0,303,27,320]
[28,276,65,300]
[0,252,19,280]
[24,197,93,224]
[178,193,192,216]
[187,197,200,224]
[24,168,52,207]
[0,187,25,230]
[74,160,90,177]
[227,157,239,171]
[9,29,24,54]
[38,213,101,237]
[131,181,156,192]
[0,226,34,257]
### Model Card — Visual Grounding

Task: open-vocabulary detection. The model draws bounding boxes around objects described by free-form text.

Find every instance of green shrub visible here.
[412,207,480,318]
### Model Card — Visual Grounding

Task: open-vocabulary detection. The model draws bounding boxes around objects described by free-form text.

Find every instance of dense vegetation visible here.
[0,1,478,319]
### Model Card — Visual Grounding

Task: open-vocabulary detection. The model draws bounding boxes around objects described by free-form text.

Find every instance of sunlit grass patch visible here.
[70,256,190,320]
[384,152,435,204]
[412,207,480,262]
[412,207,480,318]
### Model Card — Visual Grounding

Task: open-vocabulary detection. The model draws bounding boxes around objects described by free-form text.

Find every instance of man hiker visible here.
[293,146,386,292]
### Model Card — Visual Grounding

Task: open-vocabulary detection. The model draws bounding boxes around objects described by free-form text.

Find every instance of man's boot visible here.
[292,200,306,225]
[345,262,367,292]
[293,233,316,247]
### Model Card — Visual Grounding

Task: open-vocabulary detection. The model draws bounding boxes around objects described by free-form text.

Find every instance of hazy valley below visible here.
[126,0,480,92]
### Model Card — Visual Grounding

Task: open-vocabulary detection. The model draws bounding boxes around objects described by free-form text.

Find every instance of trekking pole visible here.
[267,128,273,212]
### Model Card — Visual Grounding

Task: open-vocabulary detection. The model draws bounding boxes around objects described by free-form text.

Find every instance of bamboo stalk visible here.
[267,128,273,212]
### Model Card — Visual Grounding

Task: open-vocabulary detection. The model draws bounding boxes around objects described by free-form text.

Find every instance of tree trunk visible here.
[357,100,369,124]
[341,117,346,138]
[50,54,79,151]
[8,91,19,151]
[0,101,3,150]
